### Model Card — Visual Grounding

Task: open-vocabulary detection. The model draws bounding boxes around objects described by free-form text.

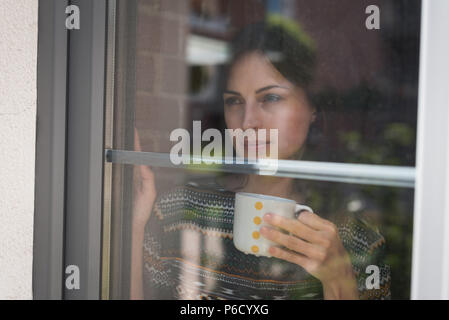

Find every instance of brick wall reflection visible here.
[135,0,189,153]
[133,0,419,166]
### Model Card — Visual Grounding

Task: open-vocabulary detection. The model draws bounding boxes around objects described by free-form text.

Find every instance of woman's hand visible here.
[130,128,157,300]
[132,128,157,228]
[260,211,359,299]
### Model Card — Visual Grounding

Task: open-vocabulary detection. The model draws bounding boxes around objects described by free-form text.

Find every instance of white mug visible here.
[233,192,313,257]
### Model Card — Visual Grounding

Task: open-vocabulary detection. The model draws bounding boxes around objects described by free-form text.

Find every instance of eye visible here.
[262,94,282,103]
[224,96,244,107]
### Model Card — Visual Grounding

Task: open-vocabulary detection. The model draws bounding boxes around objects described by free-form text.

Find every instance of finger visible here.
[134,127,143,152]
[263,213,323,244]
[134,127,154,180]
[297,211,330,231]
[260,226,323,261]
[140,161,155,180]
[298,212,341,240]
[268,246,310,271]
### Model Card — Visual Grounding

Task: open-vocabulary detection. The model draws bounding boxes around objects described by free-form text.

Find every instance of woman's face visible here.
[223,52,316,160]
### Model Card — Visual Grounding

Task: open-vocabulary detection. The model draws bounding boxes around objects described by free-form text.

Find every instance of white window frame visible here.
[411,0,449,300]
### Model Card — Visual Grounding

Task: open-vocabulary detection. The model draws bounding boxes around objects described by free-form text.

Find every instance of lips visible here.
[244,140,269,146]
[244,141,270,151]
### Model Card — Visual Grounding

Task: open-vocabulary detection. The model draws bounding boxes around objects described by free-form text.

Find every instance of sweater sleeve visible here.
[142,196,174,299]
[337,213,391,300]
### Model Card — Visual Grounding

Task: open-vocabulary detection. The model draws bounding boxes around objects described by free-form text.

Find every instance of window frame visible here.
[62,0,108,300]
[411,0,449,300]
[33,0,449,299]
[33,0,69,300]
[34,0,108,299]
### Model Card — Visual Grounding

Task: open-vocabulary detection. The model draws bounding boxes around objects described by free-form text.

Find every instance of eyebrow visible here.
[223,85,289,96]
[255,85,289,94]
[223,90,242,96]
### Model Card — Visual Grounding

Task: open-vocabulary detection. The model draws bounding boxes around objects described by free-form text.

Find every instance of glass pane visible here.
[106,0,421,299]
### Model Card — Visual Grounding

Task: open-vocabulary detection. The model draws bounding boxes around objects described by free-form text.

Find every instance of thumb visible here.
[134,127,154,180]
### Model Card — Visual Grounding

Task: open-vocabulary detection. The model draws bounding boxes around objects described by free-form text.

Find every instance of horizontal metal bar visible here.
[105,149,416,188]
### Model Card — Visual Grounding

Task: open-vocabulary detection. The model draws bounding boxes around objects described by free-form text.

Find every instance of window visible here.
[33,0,449,300]
[107,0,418,300]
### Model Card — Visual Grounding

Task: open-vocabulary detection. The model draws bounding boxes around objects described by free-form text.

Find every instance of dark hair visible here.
[229,20,317,90]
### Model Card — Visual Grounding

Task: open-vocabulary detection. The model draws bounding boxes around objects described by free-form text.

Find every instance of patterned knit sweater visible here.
[142,183,391,300]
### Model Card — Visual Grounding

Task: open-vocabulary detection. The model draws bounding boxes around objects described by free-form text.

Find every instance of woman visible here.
[130,21,391,300]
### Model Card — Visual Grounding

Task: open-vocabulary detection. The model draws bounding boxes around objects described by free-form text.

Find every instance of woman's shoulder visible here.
[157,178,235,201]
[153,178,236,216]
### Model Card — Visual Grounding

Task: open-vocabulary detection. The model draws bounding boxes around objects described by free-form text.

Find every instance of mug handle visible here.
[295,204,313,215]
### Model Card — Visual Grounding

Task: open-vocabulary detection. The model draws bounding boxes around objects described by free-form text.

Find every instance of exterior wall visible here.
[0,0,37,299]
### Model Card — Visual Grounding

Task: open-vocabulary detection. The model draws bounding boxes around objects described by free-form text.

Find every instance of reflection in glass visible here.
[108,0,420,300]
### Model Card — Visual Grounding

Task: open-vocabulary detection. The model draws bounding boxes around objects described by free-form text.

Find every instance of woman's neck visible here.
[241,175,303,202]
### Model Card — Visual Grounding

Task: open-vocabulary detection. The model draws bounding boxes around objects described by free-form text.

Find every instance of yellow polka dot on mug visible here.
[254,201,263,210]
[251,245,259,253]
[253,216,262,225]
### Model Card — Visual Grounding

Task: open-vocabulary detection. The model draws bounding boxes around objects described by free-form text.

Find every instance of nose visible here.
[241,99,263,131]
